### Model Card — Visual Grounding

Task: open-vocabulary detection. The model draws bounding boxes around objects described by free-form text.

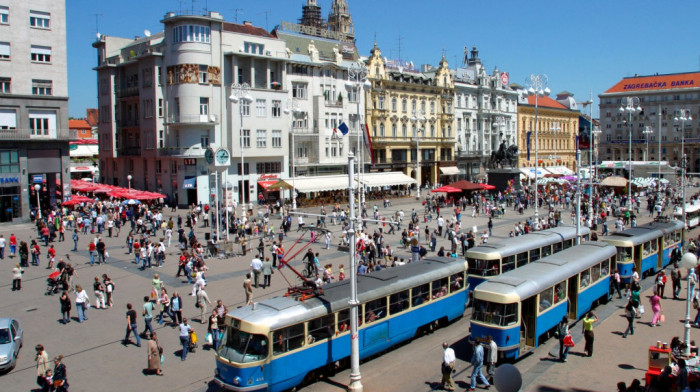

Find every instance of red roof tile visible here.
[86,109,99,127]
[69,119,91,129]
[223,22,274,38]
[525,95,568,109]
[605,72,700,93]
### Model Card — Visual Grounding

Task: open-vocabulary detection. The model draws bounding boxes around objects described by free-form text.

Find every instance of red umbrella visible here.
[431,186,462,193]
[481,184,496,190]
[447,180,484,191]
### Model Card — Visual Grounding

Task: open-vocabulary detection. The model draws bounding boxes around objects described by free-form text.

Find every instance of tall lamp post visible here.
[127,174,132,190]
[411,110,426,199]
[346,152,363,392]
[526,74,550,222]
[34,184,42,220]
[228,83,254,213]
[591,126,601,224]
[643,126,654,161]
[682,252,698,356]
[675,109,692,246]
[283,100,301,210]
[619,96,641,210]
[345,61,371,210]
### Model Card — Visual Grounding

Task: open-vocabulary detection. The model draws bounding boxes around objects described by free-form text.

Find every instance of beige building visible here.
[365,43,456,187]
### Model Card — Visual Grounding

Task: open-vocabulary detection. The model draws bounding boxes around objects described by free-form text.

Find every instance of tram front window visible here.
[472,299,518,326]
[467,258,499,277]
[617,247,632,262]
[218,327,268,363]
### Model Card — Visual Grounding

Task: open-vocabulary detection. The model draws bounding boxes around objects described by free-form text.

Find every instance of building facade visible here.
[453,47,518,180]
[0,0,72,223]
[365,43,456,187]
[599,72,700,173]
[94,12,289,207]
[516,91,580,172]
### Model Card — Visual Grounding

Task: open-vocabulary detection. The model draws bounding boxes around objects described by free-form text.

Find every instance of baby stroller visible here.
[45,270,61,295]
[188,329,198,353]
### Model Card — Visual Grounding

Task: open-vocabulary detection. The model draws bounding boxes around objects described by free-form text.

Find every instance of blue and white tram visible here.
[675,201,700,229]
[214,256,469,392]
[466,226,590,290]
[601,220,683,282]
[470,242,616,360]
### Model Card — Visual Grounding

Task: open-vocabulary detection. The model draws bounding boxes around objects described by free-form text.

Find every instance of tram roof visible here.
[467,225,589,259]
[474,242,616,302]
[602,226,663,246]
[228,256,468,330]
[639,220,684,234]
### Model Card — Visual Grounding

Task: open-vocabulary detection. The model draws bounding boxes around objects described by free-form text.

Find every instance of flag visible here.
[526,131,532,161]
[338,122,349,135]
[363,124,375,165]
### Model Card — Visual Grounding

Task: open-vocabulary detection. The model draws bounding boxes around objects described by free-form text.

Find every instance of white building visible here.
[453,47,518,180]
[94,12,289,206]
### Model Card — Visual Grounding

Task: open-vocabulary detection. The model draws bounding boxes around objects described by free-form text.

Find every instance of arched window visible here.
[379,123,385,137]
[392,124,397,138]
[391,98,397,112]
[402,124,407,138]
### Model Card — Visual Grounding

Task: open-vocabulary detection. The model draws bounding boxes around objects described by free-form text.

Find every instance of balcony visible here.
[0,129,77,140]
[116,86,139,99]
[457,150,484,158]
[158,146,206,157]
[118,146,142,156]
[166,114,218,126]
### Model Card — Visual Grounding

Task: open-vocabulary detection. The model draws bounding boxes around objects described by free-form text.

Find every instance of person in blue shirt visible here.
[468,337,490,391]
[358,263,367,276]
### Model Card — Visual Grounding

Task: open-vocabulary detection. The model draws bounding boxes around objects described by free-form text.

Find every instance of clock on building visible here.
[215,147,231,167]
[204,147,215,166]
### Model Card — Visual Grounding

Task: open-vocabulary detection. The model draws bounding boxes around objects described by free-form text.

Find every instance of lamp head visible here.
[363,80,372,90]
[228,94,239,103]
[283,108,290,115]
[619,106,625,113]
[682,252,698,269]
[243,95,254,103]
[527,87,535,96]
[127,174,133,181]
[34,184,41,191]
[543,87,551,96]
[344,81,354,90]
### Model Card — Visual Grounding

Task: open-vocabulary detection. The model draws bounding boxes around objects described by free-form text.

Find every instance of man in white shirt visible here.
[437,216,445,236]
[486,335,498,383]
[441,342,456,391]
[0,234,6,260]
[250,255,263,288]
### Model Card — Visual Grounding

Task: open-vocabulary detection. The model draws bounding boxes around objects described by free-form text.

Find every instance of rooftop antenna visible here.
[232,8,243,23]
[93,13,103,36]
[177,0,184,14]
[395,34,404,62]
[260,9,272,31]
[190,0,196,15]
[203,0,208,14]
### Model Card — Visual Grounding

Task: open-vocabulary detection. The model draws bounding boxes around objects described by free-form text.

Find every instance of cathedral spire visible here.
[328,0,355,42]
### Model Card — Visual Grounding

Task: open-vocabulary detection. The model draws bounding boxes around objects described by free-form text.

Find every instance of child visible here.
[338,264,345,281]
[42,369,54,392]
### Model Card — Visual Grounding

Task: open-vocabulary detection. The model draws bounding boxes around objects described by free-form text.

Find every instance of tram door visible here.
[522,297,537,347]
[567,276,579,320]
[656,238,663,271]
[634,244,643,276]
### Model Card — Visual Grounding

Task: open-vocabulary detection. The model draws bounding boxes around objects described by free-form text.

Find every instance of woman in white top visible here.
[74,284,90,322]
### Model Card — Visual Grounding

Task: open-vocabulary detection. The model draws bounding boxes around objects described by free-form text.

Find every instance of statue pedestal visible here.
[487,169,522,193]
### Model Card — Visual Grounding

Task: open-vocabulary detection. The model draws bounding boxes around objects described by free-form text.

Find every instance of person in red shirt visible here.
[31,241,41,266]
[133,241,141,265]
[88,241,96,266]
[41,226,50,246]
[47,245,56,269]
[9,233,16,258]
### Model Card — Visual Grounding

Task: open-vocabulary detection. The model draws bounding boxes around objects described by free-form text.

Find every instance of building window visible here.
[0,6,8,25]
[0,150,19,173]
[271,100,281,117]
[402,125,407,138]
[170,160,178,174]
[158,99,163,117]
[31,79,52,95]
[347,88,358,103]
[172,25,210,43]
[30,45,51,63]
[391,98,397,112]
[256,162,281,174]
[200,135,209,148]
[199,97,209,115]
[242,129,250,148]
[378,96,385,109]
[100,106,110,123]
[29,10,50,28]
[430,101,435,114]
[0,42,9,59]
[292,83,307,99]
[142,99,153,118]
[392,124,397,138]
[0,109,17,130]
[379,123,385,137]
[155,160,162,174]
[241,100,250,116]
[244,42,264,55]
[272,130,282,148]
[142,69,152,87]
[256,129,267,148]
[157,67,162,85]
[0,77,10,94]
[29,110,56,137]
[256,99,266,117]
[198,65,208,83]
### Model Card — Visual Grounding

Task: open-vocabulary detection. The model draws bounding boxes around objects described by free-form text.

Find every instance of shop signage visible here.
[259,173,279,180]
[0,177,19,184]
[32,175,43,183]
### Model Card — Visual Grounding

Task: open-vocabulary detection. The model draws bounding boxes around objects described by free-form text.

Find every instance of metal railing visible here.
[167,114,218,124]
[0,129,77,140]
[118,146,142,156]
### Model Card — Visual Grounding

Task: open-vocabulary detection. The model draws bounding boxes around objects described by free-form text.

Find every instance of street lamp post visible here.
[682,252,698,356]
[619,96,641,210]
[643,126,654,161]
[284,100,301,210]
[346,152,363,392]
[345,62,371,211]
[411,110,426,200]
[229,83,254,214]
[675,109,692,246]
[127,174,132,190]
[34,184,42,220]
[591,126,601,224]
[526,74,550,223]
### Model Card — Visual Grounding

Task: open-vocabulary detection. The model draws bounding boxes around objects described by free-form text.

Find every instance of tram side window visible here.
[651,240,658,253]
[432,278,449,299]
[539,287,554,312]
[337,309,351,333]
[554,282,566,304]
[450,272,465,293]
[472,299,518,326]
[218,328,268,363]
[412,284,431,306]
[530,248,541,262]
[676,232,682,243]
[563,239,573,249]
[617,247,632,262]
[365,298,387,323]
[502,255,516,273]
[643,241,651,256]
[273,323,305,356]
[307,315,335,344]
[542,245,552,257]
[583,234,590,241]
[467,258,499,277]
[600,260,610,277]
[591,263,601,282]
[516,252,528,268]
[390,290,410,314]
[553,242,563,253]
[580,269,591,289]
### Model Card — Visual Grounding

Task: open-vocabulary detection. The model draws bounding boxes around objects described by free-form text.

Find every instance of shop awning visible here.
[361,172,417,187]
[439,166,460,176]
[546,166,575,176]
[519,167,552,179]
[183,178,196,189]
[269,175,355,193]
[258,180,278,190]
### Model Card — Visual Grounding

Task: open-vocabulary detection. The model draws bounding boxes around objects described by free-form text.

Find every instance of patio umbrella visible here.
[600,176,628,187]
[481,184,496,190]
[122,199,141,205]
[447,180,484,191]
[431,185,462,193]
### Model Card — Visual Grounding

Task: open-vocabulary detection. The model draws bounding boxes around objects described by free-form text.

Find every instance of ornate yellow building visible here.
[516,95,580,172]
[365,43,456,187]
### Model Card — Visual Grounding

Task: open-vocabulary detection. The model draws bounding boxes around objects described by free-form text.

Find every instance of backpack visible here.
[556,321,567,338]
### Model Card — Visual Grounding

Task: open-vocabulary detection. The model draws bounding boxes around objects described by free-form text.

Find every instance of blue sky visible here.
[67,0,700,118]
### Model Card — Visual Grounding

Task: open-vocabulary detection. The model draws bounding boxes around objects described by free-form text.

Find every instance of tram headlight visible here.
[233,376,241,385]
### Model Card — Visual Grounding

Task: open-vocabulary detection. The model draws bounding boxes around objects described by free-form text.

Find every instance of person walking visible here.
[11,263,23,291]
[468,337,490,391]
[52,355,68,392]
[672,263,682,299]
[557,316,570,362]
[250,254,263,288]
[123,303,141,347]
[623,301,637,338]
[486,335,498,383]
[35,344,49,388]
[208,310,221,350]
[102,274,114,307]
[262,257,273,289]
[650,290,664,327]
[59,291,71,324]
[582,311,599,357]
[142,296,155,337]
[613,269,622,299]
[178,318,193,361]
[93,276,106,309]
[196,287,212,324]
[243,273,253,305]
[170,291,183,325]
[71,230,79,252]
[157,287,172,325]
[74,285,89,323]
[146,332,163,376]
[441,342,456,391]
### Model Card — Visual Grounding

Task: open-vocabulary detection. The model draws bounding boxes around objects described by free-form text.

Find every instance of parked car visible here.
[0,318,22,372]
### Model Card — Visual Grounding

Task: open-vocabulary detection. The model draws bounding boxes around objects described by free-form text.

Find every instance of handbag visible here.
[205,332,213,345]
[637,304,645,315]
[563,334,575,348]
[160,354,165,364]
[660,314,666,323]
